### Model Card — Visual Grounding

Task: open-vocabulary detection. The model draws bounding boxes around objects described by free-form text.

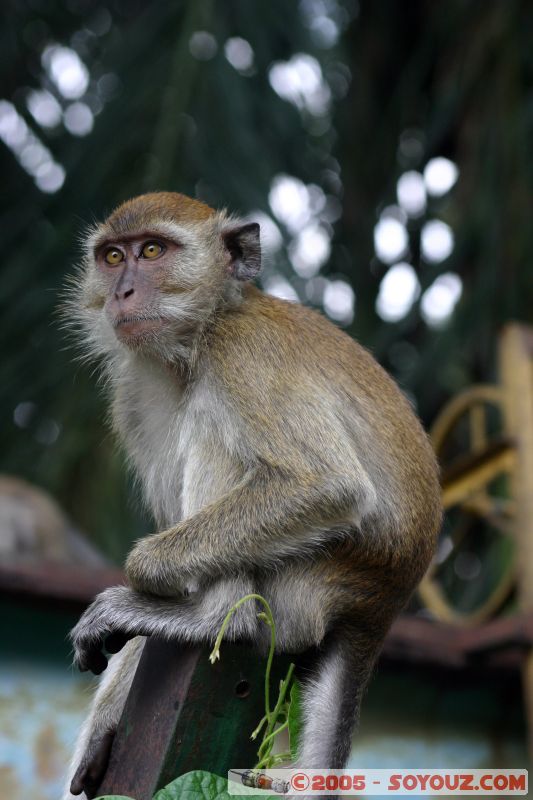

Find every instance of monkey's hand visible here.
[125,530,198,597]
[71,585,151,674]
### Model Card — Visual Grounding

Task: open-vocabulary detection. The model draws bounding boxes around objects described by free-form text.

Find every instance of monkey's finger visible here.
[70,767,86,796]
[70,761,91,796]
[104,631,131,654]
[70,730,115,798]
[89,649,109,675]
[70,764,97,798]
[78,646,108,676]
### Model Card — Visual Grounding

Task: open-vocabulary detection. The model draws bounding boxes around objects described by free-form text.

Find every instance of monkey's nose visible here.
[115,287,135,301]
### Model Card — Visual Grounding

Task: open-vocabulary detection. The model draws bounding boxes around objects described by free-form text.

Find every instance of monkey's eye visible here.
[141,241,164,259]
[104,248,124,265]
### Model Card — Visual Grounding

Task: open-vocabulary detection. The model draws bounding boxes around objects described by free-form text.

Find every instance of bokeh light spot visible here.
[324,279,355,325]
[376,263,420,322]
[42,45,89,99]
[396,170,426,217]
[424,157,459,197]
[374,216,408,264]
[421,220,454,263]
[224,37,254,72]
[63,102,94,136]
[189,31,217,60]
[421,272,462,327]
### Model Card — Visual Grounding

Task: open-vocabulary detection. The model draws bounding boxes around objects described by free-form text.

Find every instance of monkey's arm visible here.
[125,462,371,596]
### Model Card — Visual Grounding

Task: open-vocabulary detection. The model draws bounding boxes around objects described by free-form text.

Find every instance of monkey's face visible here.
[97,234,184,339]
[70,192,261,363]
[97,226,217,348]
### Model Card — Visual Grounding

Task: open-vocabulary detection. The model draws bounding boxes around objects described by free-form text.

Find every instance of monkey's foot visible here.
[70,730,115,798]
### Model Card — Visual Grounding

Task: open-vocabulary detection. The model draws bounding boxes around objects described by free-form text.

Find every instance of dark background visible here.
[1,0,532,562]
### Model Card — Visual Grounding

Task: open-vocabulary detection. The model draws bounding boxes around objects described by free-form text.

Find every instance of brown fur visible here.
[106,192,214,235]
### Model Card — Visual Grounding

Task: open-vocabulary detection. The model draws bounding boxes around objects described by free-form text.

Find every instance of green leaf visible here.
[287,678,302,762]
[154,770,231,800]
[94,796,135,799]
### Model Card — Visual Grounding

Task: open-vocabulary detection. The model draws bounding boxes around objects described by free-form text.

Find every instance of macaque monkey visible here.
[63,191,441,799]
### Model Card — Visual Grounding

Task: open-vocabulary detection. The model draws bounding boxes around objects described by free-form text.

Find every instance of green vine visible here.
[209,594,296,769]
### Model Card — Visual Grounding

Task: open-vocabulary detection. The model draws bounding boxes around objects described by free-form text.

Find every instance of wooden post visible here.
[499,323,533,762]
[95,637,293,799]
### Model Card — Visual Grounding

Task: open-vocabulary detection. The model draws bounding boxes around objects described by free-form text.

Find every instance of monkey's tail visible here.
[294,624,384,772]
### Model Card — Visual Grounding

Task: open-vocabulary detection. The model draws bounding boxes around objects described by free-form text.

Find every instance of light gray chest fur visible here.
[112,357,247,529]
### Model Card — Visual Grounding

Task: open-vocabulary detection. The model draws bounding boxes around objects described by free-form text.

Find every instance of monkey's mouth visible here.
[113,315,166,338]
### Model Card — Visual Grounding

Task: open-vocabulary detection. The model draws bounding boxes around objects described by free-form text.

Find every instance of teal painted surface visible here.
[0,660,92,799]
[0,601,93,800]
[352,668,527,768]
[348,668,528,799]
[2,601,81,663]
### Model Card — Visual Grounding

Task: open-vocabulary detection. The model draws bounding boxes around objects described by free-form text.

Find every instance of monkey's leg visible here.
[295,628,383,771]
[63,637,145,800]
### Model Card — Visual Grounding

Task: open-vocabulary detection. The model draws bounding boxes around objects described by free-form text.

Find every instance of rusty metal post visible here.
[95,636,292,799]
[499,323,533,763]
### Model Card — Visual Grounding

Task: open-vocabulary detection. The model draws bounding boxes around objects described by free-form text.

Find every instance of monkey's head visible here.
[68,191,261,362]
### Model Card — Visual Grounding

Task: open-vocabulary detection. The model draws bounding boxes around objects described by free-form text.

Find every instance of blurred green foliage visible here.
[0,0,532,561]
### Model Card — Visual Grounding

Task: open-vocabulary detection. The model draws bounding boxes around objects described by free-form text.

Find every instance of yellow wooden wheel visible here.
[418,385,517,625]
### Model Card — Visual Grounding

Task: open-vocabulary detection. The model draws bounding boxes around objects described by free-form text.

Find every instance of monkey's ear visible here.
[223,222,261,281]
